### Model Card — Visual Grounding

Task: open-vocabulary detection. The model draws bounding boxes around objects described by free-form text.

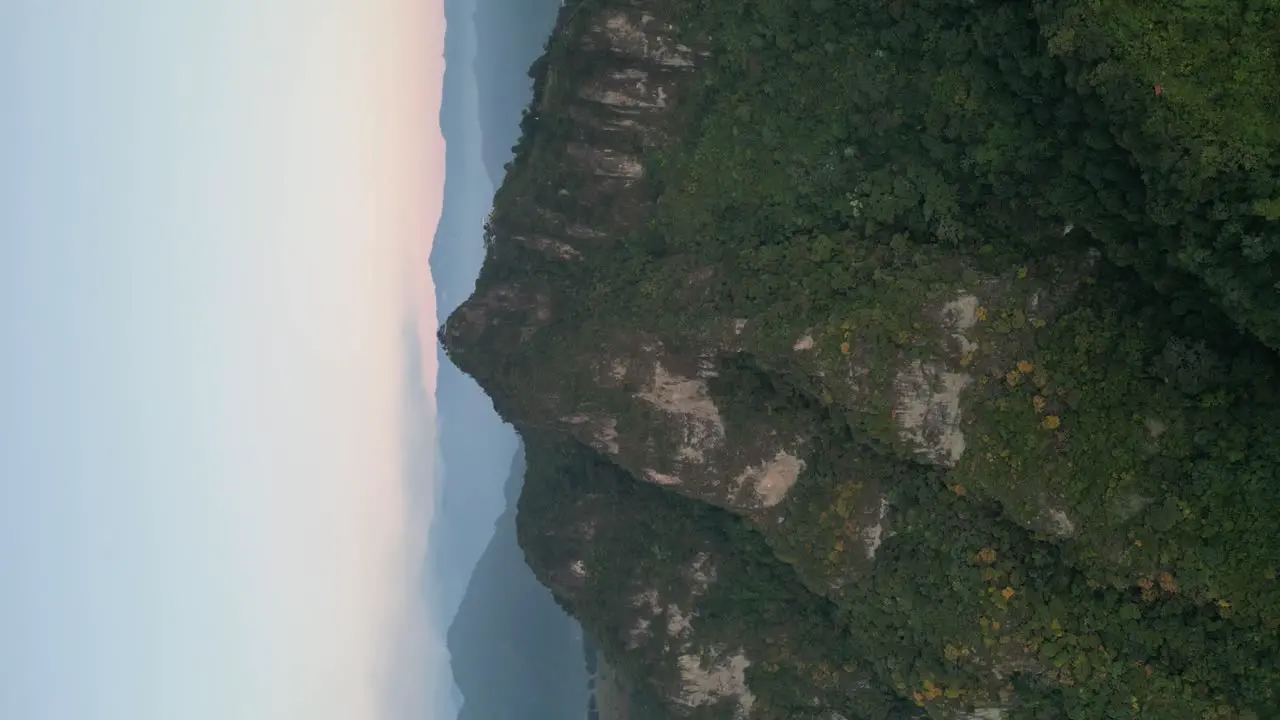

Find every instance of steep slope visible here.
[442,1,1280,718]
[426,0,518,634]
[425,0,561,631]
[446,445,588,720]
[517,435,915,720]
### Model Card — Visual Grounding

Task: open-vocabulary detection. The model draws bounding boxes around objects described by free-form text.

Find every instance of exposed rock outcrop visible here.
[515,439,898,720]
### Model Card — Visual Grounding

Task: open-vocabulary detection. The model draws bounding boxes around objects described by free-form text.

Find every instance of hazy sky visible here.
[1,2,445,719]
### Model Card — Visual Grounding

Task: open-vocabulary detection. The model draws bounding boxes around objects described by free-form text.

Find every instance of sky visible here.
[1,2,446,719]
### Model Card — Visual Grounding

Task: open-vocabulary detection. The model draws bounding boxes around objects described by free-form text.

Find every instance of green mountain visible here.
[446,444,588,720]
[443,1,1280,718]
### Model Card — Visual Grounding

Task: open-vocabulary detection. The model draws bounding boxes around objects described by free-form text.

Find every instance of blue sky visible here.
[1,2,446,718]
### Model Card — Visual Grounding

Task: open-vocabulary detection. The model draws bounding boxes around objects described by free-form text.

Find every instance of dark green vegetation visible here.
[446,446,588,720]
[518,435,916,720]
[443,0,1280,717]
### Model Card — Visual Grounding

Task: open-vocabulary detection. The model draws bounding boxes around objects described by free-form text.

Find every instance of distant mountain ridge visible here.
[430,0,561,306]
[470,0,561,186]
[425,0,562,626]
[428,0,576,718]
[446,445,588,720]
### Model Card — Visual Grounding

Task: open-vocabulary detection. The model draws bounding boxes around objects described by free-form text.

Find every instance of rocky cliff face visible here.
[513,437,913,720]
[440,1,1071,716]
[441,0,795,517]
[442,1,1280,718]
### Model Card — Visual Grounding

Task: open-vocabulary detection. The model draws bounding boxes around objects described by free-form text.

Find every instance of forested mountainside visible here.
[440,0,1280,718]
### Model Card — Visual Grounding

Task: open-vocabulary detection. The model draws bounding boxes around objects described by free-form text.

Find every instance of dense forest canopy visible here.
[444,0,1280,718]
